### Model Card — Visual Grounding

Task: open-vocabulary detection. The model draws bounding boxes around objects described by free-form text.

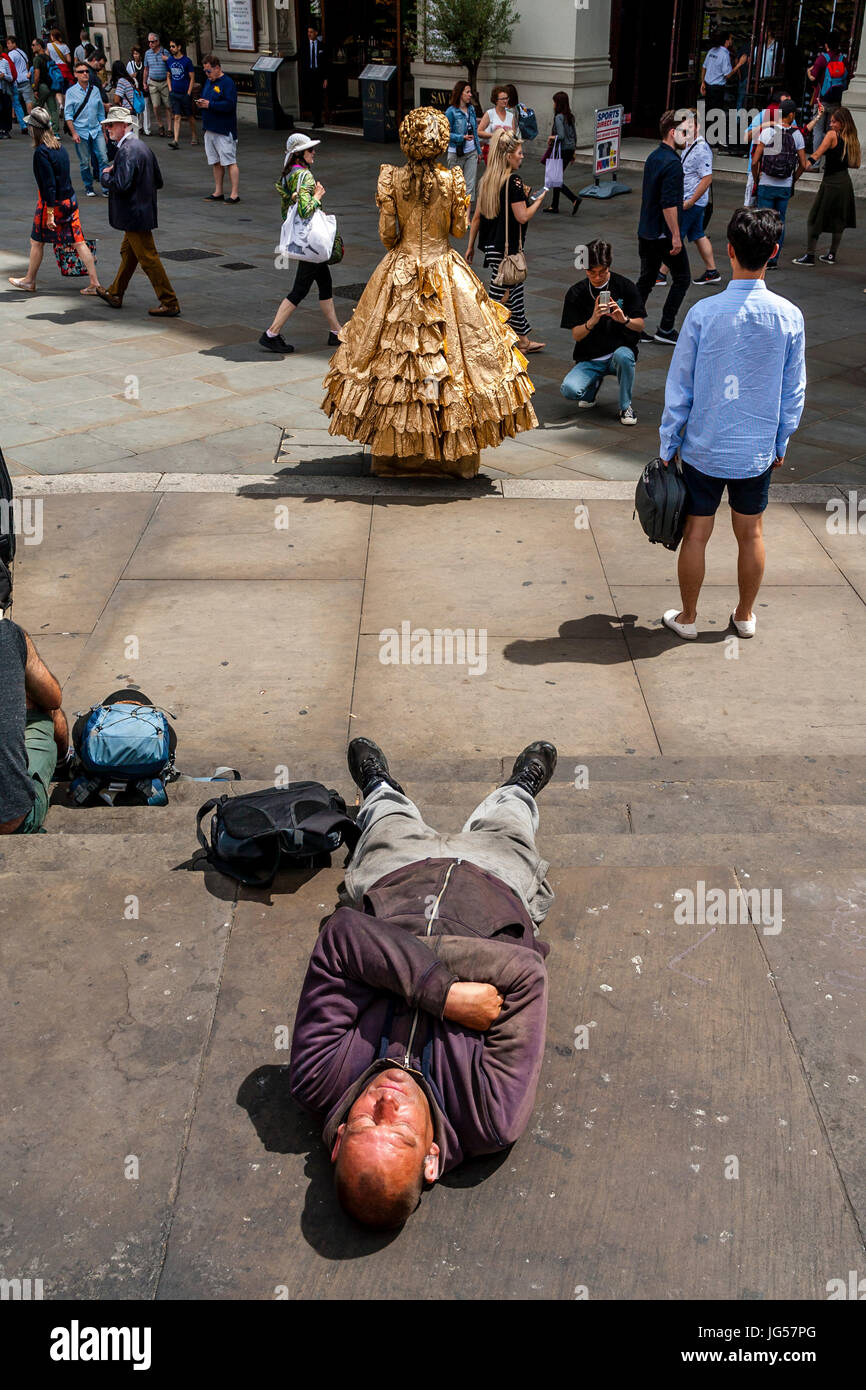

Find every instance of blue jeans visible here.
[11,83,27,131]
[755,184,791,263]
[560,346,636,412]
[74,129,108,192]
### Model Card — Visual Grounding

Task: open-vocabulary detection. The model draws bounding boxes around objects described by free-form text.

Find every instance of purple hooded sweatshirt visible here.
[289,857,550,1173]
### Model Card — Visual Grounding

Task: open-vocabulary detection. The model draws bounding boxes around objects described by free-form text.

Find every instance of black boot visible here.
[347,737,403,796]
[502,741,557,797]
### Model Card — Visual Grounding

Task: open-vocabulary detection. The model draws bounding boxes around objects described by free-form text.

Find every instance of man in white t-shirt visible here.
[751,101,807,268]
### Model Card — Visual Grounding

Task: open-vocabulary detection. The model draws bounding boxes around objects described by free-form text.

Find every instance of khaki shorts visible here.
[147,77,169,109]
[204,130,237,166]
[16,712,56,834]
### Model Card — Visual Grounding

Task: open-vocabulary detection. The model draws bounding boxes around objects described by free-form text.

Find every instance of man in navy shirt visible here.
[197,53,239,202]
[166,39,196,149]
[635,109,690,345]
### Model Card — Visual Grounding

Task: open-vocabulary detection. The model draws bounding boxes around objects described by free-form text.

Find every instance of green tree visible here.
[423,0,521,98]
[122,0,207,50]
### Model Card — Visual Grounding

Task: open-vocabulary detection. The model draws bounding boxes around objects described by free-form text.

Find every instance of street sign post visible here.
[579,104,630,199]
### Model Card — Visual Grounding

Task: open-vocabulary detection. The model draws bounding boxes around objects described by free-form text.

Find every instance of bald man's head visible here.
[330,1069,440,1229]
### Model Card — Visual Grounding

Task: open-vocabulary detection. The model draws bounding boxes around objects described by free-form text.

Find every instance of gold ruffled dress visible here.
[321,142,538,477]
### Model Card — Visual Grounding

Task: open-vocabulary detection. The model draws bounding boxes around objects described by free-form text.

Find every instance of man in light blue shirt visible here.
[64,59,109,195]
[658,206,806,642]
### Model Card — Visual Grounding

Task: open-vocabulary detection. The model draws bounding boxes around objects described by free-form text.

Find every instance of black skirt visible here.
[808,169,856,235]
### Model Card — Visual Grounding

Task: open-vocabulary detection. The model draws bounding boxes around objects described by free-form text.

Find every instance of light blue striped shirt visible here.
[659,280,806,478]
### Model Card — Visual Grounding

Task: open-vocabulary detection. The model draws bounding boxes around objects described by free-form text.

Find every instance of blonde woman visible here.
[467,127,547,352]
[8,107,99,293]
[792,107,860,265]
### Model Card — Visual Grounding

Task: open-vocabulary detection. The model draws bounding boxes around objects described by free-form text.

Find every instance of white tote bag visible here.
[279,202,337,264]
[545,137,564,189]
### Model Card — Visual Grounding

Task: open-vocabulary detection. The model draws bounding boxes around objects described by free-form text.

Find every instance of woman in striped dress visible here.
[467,128,547,352]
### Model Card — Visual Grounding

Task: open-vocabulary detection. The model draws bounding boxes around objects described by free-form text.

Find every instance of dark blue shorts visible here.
[679,204,706,242]
[682,461,774,516]
[170,92,192,116]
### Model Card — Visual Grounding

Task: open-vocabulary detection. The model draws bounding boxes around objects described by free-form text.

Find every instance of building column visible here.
[413,0,612,148]
[846,23,866,196]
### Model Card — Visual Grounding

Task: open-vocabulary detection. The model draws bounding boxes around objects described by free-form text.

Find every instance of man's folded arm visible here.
[289,909,458,1111]
[430,936,549,1147]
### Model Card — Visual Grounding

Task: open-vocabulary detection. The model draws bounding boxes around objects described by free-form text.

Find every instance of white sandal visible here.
[730,612,756,638]
[8,277,35,291]
[662,609,698,640]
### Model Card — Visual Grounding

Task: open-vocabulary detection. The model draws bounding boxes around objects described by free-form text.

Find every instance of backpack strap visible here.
[195,798,221,852]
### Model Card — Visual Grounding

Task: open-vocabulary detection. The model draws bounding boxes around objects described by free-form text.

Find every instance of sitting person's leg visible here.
[16,710,61,833]
[446,742,557,925]
[343,737,441,902]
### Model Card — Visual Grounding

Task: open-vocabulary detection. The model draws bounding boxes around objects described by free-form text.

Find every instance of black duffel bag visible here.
[634,455,688,551]
[196,781,360,886]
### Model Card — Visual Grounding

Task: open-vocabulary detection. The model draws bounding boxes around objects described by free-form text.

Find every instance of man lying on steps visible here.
[289,736,557,1230]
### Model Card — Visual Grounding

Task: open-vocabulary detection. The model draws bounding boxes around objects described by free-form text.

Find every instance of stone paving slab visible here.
[610,583,866,755]
[0,872,234,1299]
[59,579,363,775]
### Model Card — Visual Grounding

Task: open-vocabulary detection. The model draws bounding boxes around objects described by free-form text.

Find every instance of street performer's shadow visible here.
[237,1064,511,1257]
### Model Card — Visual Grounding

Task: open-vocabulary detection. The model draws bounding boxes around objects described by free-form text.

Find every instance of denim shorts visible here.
[679,204,706,242]
[682,460,775,516]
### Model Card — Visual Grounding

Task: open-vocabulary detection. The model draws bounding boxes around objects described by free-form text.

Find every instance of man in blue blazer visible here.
[94,106,180,316]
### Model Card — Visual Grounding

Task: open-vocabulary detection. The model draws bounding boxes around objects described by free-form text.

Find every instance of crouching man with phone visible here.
[559,238,646,425]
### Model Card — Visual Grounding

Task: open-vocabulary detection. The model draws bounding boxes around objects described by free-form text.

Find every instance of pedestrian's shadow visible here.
[237,1065,400,1257]
[504,613,730,665]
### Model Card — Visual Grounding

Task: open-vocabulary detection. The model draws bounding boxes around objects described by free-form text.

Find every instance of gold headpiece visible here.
[399,106,450,161]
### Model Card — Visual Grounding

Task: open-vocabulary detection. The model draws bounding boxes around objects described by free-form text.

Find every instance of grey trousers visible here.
[447,147,479,202]
[344,782,554,926]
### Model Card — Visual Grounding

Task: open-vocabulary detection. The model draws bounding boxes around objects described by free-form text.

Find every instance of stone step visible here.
[38,784,866,841]
[4,827,863,877]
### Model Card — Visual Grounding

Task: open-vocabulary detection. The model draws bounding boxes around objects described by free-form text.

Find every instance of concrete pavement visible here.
[1,126,864,486]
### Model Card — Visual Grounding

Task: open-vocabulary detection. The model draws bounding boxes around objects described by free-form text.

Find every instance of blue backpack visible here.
[517,104,538,140]
[46,57,66,92]
[71,696,177,806]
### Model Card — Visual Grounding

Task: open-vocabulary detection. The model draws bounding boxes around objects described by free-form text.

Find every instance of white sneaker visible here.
[662,609,697,640]
[620,405,637,426]
[730,612,756,638]
[578,398,597,410]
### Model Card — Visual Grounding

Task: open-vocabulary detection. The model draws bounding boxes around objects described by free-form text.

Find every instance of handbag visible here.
[132,89,146,114]
[493,182,527,288]
[53,238,97,277]
[328,231,344,265]
[546,137,564,189]
[279,201,337,263]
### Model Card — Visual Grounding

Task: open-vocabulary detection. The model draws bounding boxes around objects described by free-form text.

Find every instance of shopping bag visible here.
[53,238,97,277]
[279,203,337,264]
[545,138,564,189]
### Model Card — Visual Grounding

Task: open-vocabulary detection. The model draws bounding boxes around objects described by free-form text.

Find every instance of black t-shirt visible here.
[480,172,529,253]
[0,619,34,825]
[560,271,646,363]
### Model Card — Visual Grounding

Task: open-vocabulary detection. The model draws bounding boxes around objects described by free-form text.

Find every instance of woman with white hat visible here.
[260,131,342,353]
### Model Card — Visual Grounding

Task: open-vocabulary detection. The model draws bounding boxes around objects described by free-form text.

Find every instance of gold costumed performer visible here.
[321,107,538,478]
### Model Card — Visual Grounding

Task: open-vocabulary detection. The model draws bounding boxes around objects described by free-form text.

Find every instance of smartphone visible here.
[599,290,611,308]
[534,187,549,201]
